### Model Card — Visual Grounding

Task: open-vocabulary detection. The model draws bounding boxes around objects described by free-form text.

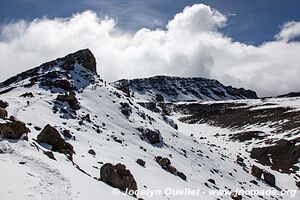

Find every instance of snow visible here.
[0,64,299,200]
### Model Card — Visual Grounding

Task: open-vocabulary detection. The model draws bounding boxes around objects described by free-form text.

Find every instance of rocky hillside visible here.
[0,49,299,200]
[111,76,258,102]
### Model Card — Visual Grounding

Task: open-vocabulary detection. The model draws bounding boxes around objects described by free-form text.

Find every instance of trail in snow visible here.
[0,141,73,200]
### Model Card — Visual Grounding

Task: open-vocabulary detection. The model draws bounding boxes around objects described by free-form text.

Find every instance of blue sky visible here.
[1,0,300,44]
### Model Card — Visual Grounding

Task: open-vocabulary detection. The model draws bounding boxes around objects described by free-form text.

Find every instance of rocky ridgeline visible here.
[112,76,258,102]
[0,49,97,93]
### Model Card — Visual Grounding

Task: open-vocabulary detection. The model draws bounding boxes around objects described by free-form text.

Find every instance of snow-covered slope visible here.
[0,50,299,200]
[111,76,258,102]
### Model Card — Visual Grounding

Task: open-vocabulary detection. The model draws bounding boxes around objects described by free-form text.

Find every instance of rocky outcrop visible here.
[120,102,132,117]
[100,163,138,192]
[59,49,97,73]
[37,124,74,160]
[229,131,266,142]
[0,100,9,108]
[138,127,162,144]
[56,91,80,110]
[0,118,30,139]
[251,165,263,179]
[155,156,187,181]
[250,138,300,173]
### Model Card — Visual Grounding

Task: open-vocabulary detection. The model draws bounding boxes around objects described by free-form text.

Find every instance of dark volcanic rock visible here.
[88,149,96,155]
[44,151,56,160]
[136,159,146,167]
[229,131,266,142]
[251,165,263,179]
[57,91,80,110]
[100,163,138,192]
[138,127,162,145]
[0,108,8,119]
[0,118,30,139]
[155,156,186,180]
[37,124,74,159]
[59,49,97,73]
[263,171,276,187]
[120,102,132,117]
[250,138,300,173]
[296,181,300,189]
[177,172,187,181]
[0,100,9,108]
[20,92,34,98]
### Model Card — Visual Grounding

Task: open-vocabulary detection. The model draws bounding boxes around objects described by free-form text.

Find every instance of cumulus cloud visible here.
[0,4,299,96]
[275,21,300,41]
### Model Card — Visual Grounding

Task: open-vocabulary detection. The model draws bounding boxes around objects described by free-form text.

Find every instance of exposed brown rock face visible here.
[250,138,300,173]
[100,163,138,192]
[56,91,80,110]
[59,49,97,73]
[37,124,74,160]
[0,118,30,139]
[0,108,8,119]
[229,131,266,142]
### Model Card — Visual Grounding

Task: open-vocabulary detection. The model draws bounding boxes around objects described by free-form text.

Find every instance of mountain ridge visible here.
[112,75,258,102]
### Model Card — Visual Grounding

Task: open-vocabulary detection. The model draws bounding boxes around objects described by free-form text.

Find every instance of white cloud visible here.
[0,4,299,97]
[275,21,300,42]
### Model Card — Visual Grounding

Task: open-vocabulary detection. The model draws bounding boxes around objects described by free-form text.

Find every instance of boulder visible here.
[0,108,8,119]
[37,124,74,159]
[251,165,263,179]
[88,149,96,155]
[0,119,30,139]
[136,159,146,167]
[0,100,9,108]
[138,128,162,144]
[263,171,276,187]
[100,163,138,192]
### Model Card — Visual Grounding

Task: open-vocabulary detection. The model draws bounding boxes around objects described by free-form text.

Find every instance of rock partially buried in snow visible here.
[251,165,263,179]
[0,107,8,119]
[0,117,30,139]
[263,171,276,187]
[37,124,74,160]
[0,100,9,108]
[155,156,187,181]
[100,163,138,193]
[296,181,300,189]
